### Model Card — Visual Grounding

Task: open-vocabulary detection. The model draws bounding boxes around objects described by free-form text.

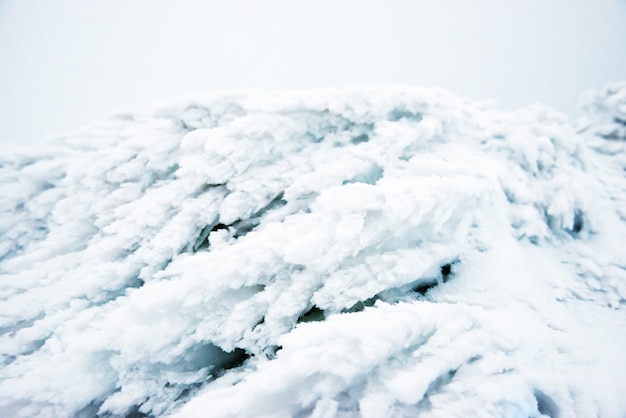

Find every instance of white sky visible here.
[1,0,625,147]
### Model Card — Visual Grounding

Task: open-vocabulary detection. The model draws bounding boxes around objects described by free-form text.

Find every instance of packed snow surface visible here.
[1,84,626,418]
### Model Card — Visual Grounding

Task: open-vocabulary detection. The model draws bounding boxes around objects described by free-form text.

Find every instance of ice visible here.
[1,84,626,417]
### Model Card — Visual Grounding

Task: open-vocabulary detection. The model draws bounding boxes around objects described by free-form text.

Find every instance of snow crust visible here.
[1,84,626,417]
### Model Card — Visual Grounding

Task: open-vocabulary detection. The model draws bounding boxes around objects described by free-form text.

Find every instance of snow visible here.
[1,84,626,417]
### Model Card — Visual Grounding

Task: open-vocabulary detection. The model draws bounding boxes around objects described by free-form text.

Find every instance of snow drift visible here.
[1,84,625,418]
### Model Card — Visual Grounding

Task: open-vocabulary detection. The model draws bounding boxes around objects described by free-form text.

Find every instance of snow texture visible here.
[1,84,626,418]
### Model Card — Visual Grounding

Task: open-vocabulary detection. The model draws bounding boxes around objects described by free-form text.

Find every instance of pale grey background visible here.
[1,0,625,148]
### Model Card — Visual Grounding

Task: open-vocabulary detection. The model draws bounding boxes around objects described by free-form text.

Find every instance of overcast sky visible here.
[1,0,625,147]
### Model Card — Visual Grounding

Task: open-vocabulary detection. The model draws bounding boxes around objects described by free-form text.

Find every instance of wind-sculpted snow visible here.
[1,85,625,417]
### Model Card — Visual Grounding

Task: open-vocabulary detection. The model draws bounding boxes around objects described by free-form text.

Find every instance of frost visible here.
[1,84,626,417]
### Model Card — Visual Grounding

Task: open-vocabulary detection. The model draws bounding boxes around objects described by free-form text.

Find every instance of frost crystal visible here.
[1,85,625,417]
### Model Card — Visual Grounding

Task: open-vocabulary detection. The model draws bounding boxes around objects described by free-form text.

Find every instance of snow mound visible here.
[1,84,625,418]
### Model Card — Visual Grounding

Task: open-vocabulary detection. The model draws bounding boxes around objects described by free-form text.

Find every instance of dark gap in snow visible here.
[290,264,306,273]
[571,210,584,234]
[414,369,458,411]
[190,222,228,252]
[264,345,282,360]
[211,347,250,376]
[467,354,482,364]
[123,406,152,418]
[351,133,370,144]
[212,223,230,232]
[286,110,375,146]
[121,241,141,258]
[37,181,55,192]
[130,277,145,289]
[192,193,287,252]
[0,316,42,337]
[534,389,559,418]
[545,209,586,238]
[92,276,145,307]
[412,281,437,296]
[0,353,16,366]
[0,244,18,262]
[229,193,287,238]
[544,208,586,238]
[343,164,384,186]
[165,103,223,132]
[441,263,452,277]
[293,405,316,418]
[537,160,546,172]
[503,188,515,204]
[163,344,251,405]
[342,260,459,309]
[177,119,194,132]
[599,129,625,141]
[303,132,325,143]
[174,385,198,403]
[289,110,342,143]
[74,400,104,418]
[1,338,45,366]
[298,305,326,323]
[333,388,364,415]
[175,342,251,378]
[412,262,455,295]
[344,296,379,314]
[79,401,154,418]
[197,182,227,195]
[156,257,174,275]
[231,218,259,238]
[252,316,265,330]
[158,163,180,181]
[258,192,287,213]
[388,109,423,122]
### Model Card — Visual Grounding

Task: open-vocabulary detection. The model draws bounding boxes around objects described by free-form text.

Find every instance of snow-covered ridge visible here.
[1,84,625,417]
